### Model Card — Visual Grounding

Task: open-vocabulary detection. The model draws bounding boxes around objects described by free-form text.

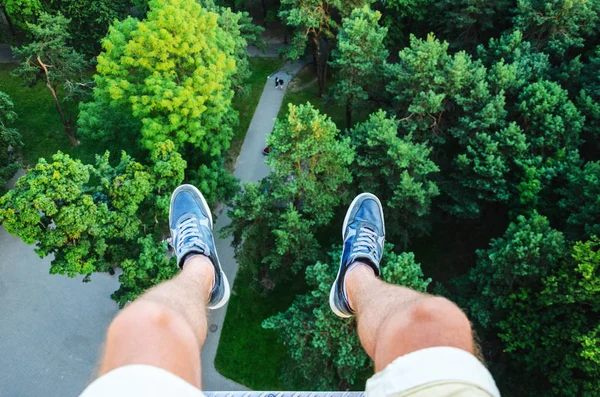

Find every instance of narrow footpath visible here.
[0,55,305,395]
[201,58,305,390]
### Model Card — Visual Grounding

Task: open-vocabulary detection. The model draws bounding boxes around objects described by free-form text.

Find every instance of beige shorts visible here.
[80,347,500,397]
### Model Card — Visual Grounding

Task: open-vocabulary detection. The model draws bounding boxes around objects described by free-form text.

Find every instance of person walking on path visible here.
[79,185,500,397]
[274,76,280,89]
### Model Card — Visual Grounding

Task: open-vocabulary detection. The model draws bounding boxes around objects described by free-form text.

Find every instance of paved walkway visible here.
[0,58,306,395]
[202,58,305,390]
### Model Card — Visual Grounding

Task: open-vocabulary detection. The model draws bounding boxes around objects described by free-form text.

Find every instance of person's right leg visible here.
[329,193,476,372]
[346,264,474,371]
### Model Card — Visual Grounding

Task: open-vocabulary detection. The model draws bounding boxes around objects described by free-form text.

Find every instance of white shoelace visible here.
[352,226,378,256]
[177,217,209,255]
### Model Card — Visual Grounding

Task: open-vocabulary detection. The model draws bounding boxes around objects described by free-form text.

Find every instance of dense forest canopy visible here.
[0,0,599,396]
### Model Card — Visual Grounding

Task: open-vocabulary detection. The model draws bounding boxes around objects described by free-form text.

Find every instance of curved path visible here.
[0,58,305,395]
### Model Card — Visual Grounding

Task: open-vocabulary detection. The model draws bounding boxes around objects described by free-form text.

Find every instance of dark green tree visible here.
[559,161,600,241]
[279,0,371,97]
[351,110,439,246]
[12,12,90,146]
[433,0,512,48]
[331,5,388,128]
[513,0,600,58]
[45,0,133,56]
[0,91,23,190]
[263,246,430,389]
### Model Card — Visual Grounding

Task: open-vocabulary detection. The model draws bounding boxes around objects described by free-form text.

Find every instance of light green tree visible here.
[263,246,430,389]
[78,0,237,153]
[0,142,186,305]
[331,6,388,128]
[467,212,600,396]
[12,12,90,146]
[2,0,43,30]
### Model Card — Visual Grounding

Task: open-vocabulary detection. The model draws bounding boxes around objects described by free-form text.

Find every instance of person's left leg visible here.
[95,185,230,388]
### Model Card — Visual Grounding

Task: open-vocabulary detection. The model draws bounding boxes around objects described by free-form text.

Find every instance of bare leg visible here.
[347,264,475,372]
[97,256,213,387]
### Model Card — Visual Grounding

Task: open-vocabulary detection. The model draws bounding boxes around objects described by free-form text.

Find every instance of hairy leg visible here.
[347,264,474,372]
[97,256,213,387]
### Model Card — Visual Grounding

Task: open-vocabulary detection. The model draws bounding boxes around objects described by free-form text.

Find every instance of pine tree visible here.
[331,6,388,128]
[351,110,439,246]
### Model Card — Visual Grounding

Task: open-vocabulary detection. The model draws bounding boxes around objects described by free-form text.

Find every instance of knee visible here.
[379,297,474,353]
[410,297,471,329]
[107,301,197,349]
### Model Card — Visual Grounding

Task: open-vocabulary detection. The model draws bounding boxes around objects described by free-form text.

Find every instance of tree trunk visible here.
[346,99,352,130]
[37,56,78,146]
[0,5,16,37]
[261,0,267,19]
[314,38,329,97]
[47,82,78,146]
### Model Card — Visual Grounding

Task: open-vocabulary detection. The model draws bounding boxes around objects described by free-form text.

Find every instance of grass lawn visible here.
[215,266,308,390]
[0,64,125,166]
[0,64,76,165]
[226,57,284,171]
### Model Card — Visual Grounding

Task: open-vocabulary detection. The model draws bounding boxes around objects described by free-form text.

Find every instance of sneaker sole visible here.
[169,184,230,310]
[208,269,231,310]
[329,193,385,318]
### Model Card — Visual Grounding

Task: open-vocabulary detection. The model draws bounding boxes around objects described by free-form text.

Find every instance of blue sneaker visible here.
[169,184,230,310]
[329,193,385,318]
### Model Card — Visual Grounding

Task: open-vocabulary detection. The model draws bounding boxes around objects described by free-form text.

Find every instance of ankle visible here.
[345,262,376,311]
[182,255,214,298]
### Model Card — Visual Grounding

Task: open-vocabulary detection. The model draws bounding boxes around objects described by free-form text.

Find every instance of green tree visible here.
[227,103,354,287]
[467,212,600,396]
[2,0,43,30]
[386,33,586,217]
[279,0,370,97]
[513,0,600,58]
[263,246,430,389]
[0,91,23,190]
[559,161,600,241]
[331,6,388,128]
[0,143,186,305]
[45,0,133,56]
[12,12,90,146]
[351,110,439,246]
[216,6,265,95]
[266,103,354,224]
[78,0,237,153]
[433,0,512,49]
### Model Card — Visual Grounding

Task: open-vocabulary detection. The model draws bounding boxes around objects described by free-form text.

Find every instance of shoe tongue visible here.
[182,237,209,256]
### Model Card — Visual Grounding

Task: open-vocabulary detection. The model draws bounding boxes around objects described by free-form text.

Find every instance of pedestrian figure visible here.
[275,77,280,89]
[278,78,284,90]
